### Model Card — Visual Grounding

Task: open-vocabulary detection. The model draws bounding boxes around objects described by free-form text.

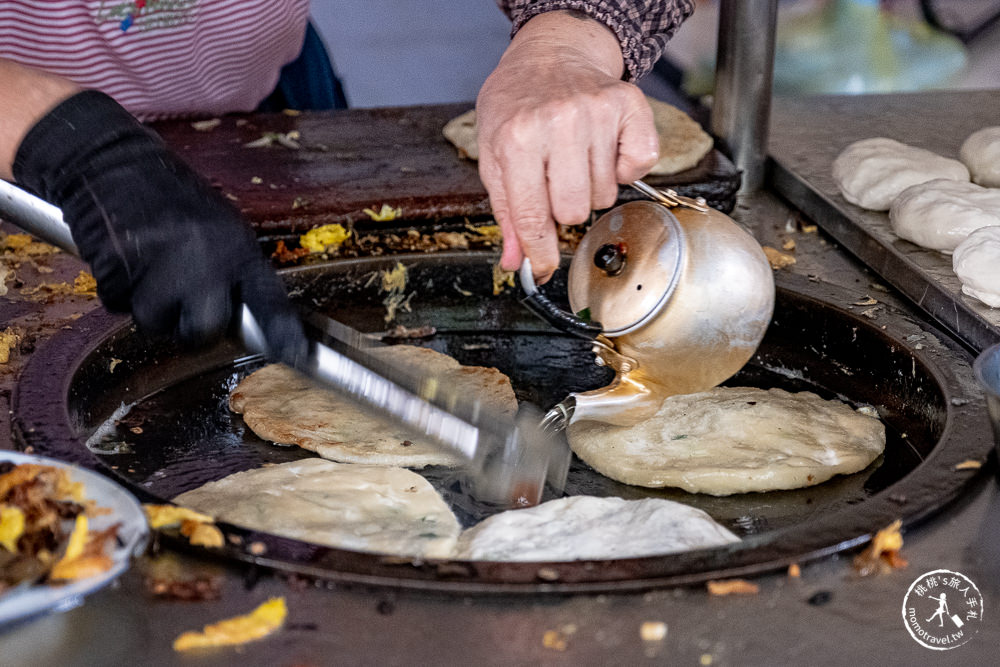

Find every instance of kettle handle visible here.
[519,258,603,340]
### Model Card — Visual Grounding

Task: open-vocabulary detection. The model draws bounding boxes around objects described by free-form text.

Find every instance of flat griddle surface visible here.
[150,103,740,234]
[11,255,992,593]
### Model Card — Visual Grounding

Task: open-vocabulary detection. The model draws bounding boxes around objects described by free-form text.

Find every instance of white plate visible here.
[0,451,149,628]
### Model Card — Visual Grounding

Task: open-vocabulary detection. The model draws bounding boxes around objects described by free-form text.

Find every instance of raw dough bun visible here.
[442,97,714,176]
[960,127,1000,188]
[455,496,738,561]
[832,137,969,211]
[889,179,1000,253]
[953,226,1000,308]
[567,386,885,496]
[230,345,518,468]
[173,459,461,559]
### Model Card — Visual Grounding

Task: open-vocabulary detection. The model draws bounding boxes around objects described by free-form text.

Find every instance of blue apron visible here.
[258,22,348,111]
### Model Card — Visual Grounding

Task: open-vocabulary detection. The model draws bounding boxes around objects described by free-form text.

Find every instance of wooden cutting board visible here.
[152,103,739,235]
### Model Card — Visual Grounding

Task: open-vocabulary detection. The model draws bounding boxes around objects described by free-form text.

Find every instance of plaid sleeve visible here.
[496,1,695,81]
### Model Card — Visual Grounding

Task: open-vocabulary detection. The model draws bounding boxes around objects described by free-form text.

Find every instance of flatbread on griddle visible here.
[230,345,518,468]
[442,97,713,176]
[645,96,714,175]
[455,495,739,561]
[173,458,461,559]
[567,386,885,496]
[442,109,479,160]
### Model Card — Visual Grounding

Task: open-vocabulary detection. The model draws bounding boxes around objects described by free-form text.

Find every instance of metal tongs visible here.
[0,179,571,507]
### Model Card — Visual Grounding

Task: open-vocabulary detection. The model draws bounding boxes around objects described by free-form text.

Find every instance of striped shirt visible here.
[0,0,309,120]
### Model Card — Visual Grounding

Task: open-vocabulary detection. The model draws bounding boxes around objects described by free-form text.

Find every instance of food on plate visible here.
[952,226,1000,307]
[230,345,517,468]
[173,597,287,651]
[48,515,119,581]
[959,126,1000,187]
[173,459,461,559]
[888,179,1000,252]
[454,496,738,561]
[567,386,885,495]
[832,137,969,211]
[1,462,118,592]
[442,97,713,176]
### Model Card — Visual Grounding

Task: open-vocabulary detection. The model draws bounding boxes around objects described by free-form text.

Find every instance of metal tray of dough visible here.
[768,90,1000,354]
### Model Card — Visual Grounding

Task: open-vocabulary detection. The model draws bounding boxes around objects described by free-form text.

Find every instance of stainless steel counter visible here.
[2,93,999,665]
[769,90,1000,352]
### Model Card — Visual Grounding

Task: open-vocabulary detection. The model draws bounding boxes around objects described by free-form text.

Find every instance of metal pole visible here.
[711,0,778,193]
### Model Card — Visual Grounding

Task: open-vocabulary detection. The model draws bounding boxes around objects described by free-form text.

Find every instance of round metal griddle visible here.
[11,253,994,594]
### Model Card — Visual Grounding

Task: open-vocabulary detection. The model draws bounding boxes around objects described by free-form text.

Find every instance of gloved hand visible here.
[13,90,307,361]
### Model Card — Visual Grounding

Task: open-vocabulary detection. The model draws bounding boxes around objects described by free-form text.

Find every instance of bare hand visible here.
[476,11,659,283]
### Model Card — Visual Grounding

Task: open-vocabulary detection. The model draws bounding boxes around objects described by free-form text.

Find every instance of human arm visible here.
[2,59,307,358]
[498,1,694,82]
[478,2,694,282]
[0,59,80,181]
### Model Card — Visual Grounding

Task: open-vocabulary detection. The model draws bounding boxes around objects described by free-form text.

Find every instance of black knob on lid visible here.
[594,242,627,276]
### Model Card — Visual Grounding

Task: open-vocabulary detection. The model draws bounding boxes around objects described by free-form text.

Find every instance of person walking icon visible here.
[927,593,950,627]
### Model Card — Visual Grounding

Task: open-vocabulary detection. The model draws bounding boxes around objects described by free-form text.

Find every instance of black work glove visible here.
[13,90,307,362]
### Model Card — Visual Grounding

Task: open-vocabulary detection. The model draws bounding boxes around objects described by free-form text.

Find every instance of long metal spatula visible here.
[0,179,570,506]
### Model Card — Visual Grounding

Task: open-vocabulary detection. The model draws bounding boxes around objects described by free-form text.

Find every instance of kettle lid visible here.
[567,201,684,336]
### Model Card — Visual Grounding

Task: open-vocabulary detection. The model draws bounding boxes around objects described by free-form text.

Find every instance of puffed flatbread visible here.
[567,386,885,496]
[174,458,461,559]
[442,97,713,176]
[230,345,518,468]
[455,495,739,561]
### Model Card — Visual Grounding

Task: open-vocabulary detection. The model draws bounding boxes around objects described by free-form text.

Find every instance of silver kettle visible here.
[520,188,775,429]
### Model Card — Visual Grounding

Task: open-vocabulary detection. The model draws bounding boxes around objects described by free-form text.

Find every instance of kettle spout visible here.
[541,336,670,430]
[569,372,665,427]
[540,374,662,432]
